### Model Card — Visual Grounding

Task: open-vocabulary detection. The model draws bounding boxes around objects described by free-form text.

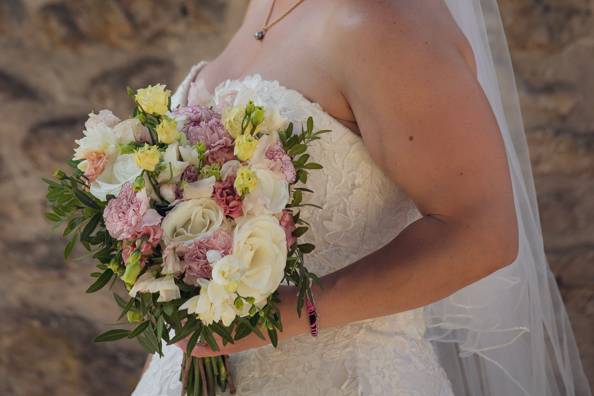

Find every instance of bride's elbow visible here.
[482,221,519,275]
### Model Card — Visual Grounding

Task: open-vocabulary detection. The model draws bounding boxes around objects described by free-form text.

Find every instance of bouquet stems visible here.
[181,355,235,396]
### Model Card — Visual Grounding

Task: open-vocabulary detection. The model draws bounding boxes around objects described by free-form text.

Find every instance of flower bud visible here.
[234,166,257,196]
[126,310,144,323]
[250,108,265,128]
[234,134,258,161]
[121,251,142,285]
[132,174,145,192]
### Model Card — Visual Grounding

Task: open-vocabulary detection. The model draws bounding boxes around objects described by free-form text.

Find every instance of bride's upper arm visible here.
[329,0,518,264]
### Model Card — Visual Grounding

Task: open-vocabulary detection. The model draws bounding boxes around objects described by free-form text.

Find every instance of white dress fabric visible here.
[131,62,454,396]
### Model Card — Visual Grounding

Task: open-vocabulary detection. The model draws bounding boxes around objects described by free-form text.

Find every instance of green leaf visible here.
[94,328,130,342]
[210,322,234,345]
[64,233,78,259]
[81,213,102,242]
[201,326,219,352]
[156,315,165,341]
[185,329,201,359]
[291,190,302,206]
[44,212,61,222]
[74,190,100,209]
[306,117,314,134]
[117,297,136,321]
[304,162,323,170]
[288,144,307,157]
[128,321,150,338]
[298,243,315,254]
[267,327,278,348]
[293,227,308,238]
[86,270,113,293]
[113,293,128,309]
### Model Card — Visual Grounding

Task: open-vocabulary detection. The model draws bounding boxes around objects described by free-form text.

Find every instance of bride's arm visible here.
[183,1,519,357]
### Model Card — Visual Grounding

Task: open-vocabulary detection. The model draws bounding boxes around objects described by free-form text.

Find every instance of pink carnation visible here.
[279,210,297,248]
[181,230,232,285]
[103,183,162,241]
[266,142,296,183]
[213,176,243,219]
[206,146,235,166]
[181,165,199,183]
[173,106,233,149]
[133,225,163,256]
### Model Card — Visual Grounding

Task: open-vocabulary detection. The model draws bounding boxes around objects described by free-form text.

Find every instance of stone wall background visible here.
[0,0,591,395]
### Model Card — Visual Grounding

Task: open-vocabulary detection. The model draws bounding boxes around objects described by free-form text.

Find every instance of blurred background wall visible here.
[0,0,591,395]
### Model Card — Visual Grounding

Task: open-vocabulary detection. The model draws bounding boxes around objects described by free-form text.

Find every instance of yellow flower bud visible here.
[134,144,161,172]
[156,117,179,144]
[234,166,257,195]
[126,310,144,323]
[135,84,171,116]
[234,134,258,161]
[222,106,245,138]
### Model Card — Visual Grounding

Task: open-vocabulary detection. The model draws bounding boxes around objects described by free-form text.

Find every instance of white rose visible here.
[161,198,223,244]
[243,168,289,215]
[181,280,237,326]
[129,272,180,302]
[90,154,142,201]
[233,215,287,303]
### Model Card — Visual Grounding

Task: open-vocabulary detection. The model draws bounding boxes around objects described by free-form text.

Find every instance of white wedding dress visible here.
[131,62,454,396]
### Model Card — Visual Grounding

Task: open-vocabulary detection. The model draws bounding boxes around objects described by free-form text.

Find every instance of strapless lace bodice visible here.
[132,62,453,396]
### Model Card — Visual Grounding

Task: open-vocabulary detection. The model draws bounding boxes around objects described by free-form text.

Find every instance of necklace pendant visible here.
[254,30,266,40]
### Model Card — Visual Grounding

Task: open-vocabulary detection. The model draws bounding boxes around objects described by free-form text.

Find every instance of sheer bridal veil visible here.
[425,1,592,395]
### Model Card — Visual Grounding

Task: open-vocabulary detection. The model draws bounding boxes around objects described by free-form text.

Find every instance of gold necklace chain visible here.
[254,0,305,41]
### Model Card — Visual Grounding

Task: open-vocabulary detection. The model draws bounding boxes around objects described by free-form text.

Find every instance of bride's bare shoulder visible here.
[324,0,475,75]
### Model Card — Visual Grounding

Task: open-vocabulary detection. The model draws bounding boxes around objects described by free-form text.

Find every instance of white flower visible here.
[258,107,287,134]
[233,215,287,303]
[89,154,142,201]
[221,160,241,180]
[183,176,215,200]
[243,168,289,215]
[157,143,188,184]
[73,122,118,162]
[179,144,200,166]
[211,255,246,293]
[85,110,120,130]
[180,280,237,326]
[161,244,183,275]
[161,198,223,244]
[129,272,180,302]
[113,118,148,144]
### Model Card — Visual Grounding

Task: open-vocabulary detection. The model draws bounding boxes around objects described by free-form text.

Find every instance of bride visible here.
[133,0,591,395]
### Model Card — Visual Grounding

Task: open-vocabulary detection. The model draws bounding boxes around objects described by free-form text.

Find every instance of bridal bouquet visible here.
[44,83,327,395]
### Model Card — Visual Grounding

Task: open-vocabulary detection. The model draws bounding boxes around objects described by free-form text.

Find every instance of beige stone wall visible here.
[0,1,591,394]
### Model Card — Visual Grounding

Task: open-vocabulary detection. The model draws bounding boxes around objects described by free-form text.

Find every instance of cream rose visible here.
[233,215,287,303]
[161,198,223,244]
[243,168,289,215]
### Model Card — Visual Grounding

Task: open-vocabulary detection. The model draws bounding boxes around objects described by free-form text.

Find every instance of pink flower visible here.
[181,165,199,183]
[83,151,107,182]
[173,105,234,157]
[206,146,235,166]
[181,230,232,285]
[279,210,297,248]
[266,142,296,183]
[213,176,243,219]
[133,225,163,256]
[103,183,162,241]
